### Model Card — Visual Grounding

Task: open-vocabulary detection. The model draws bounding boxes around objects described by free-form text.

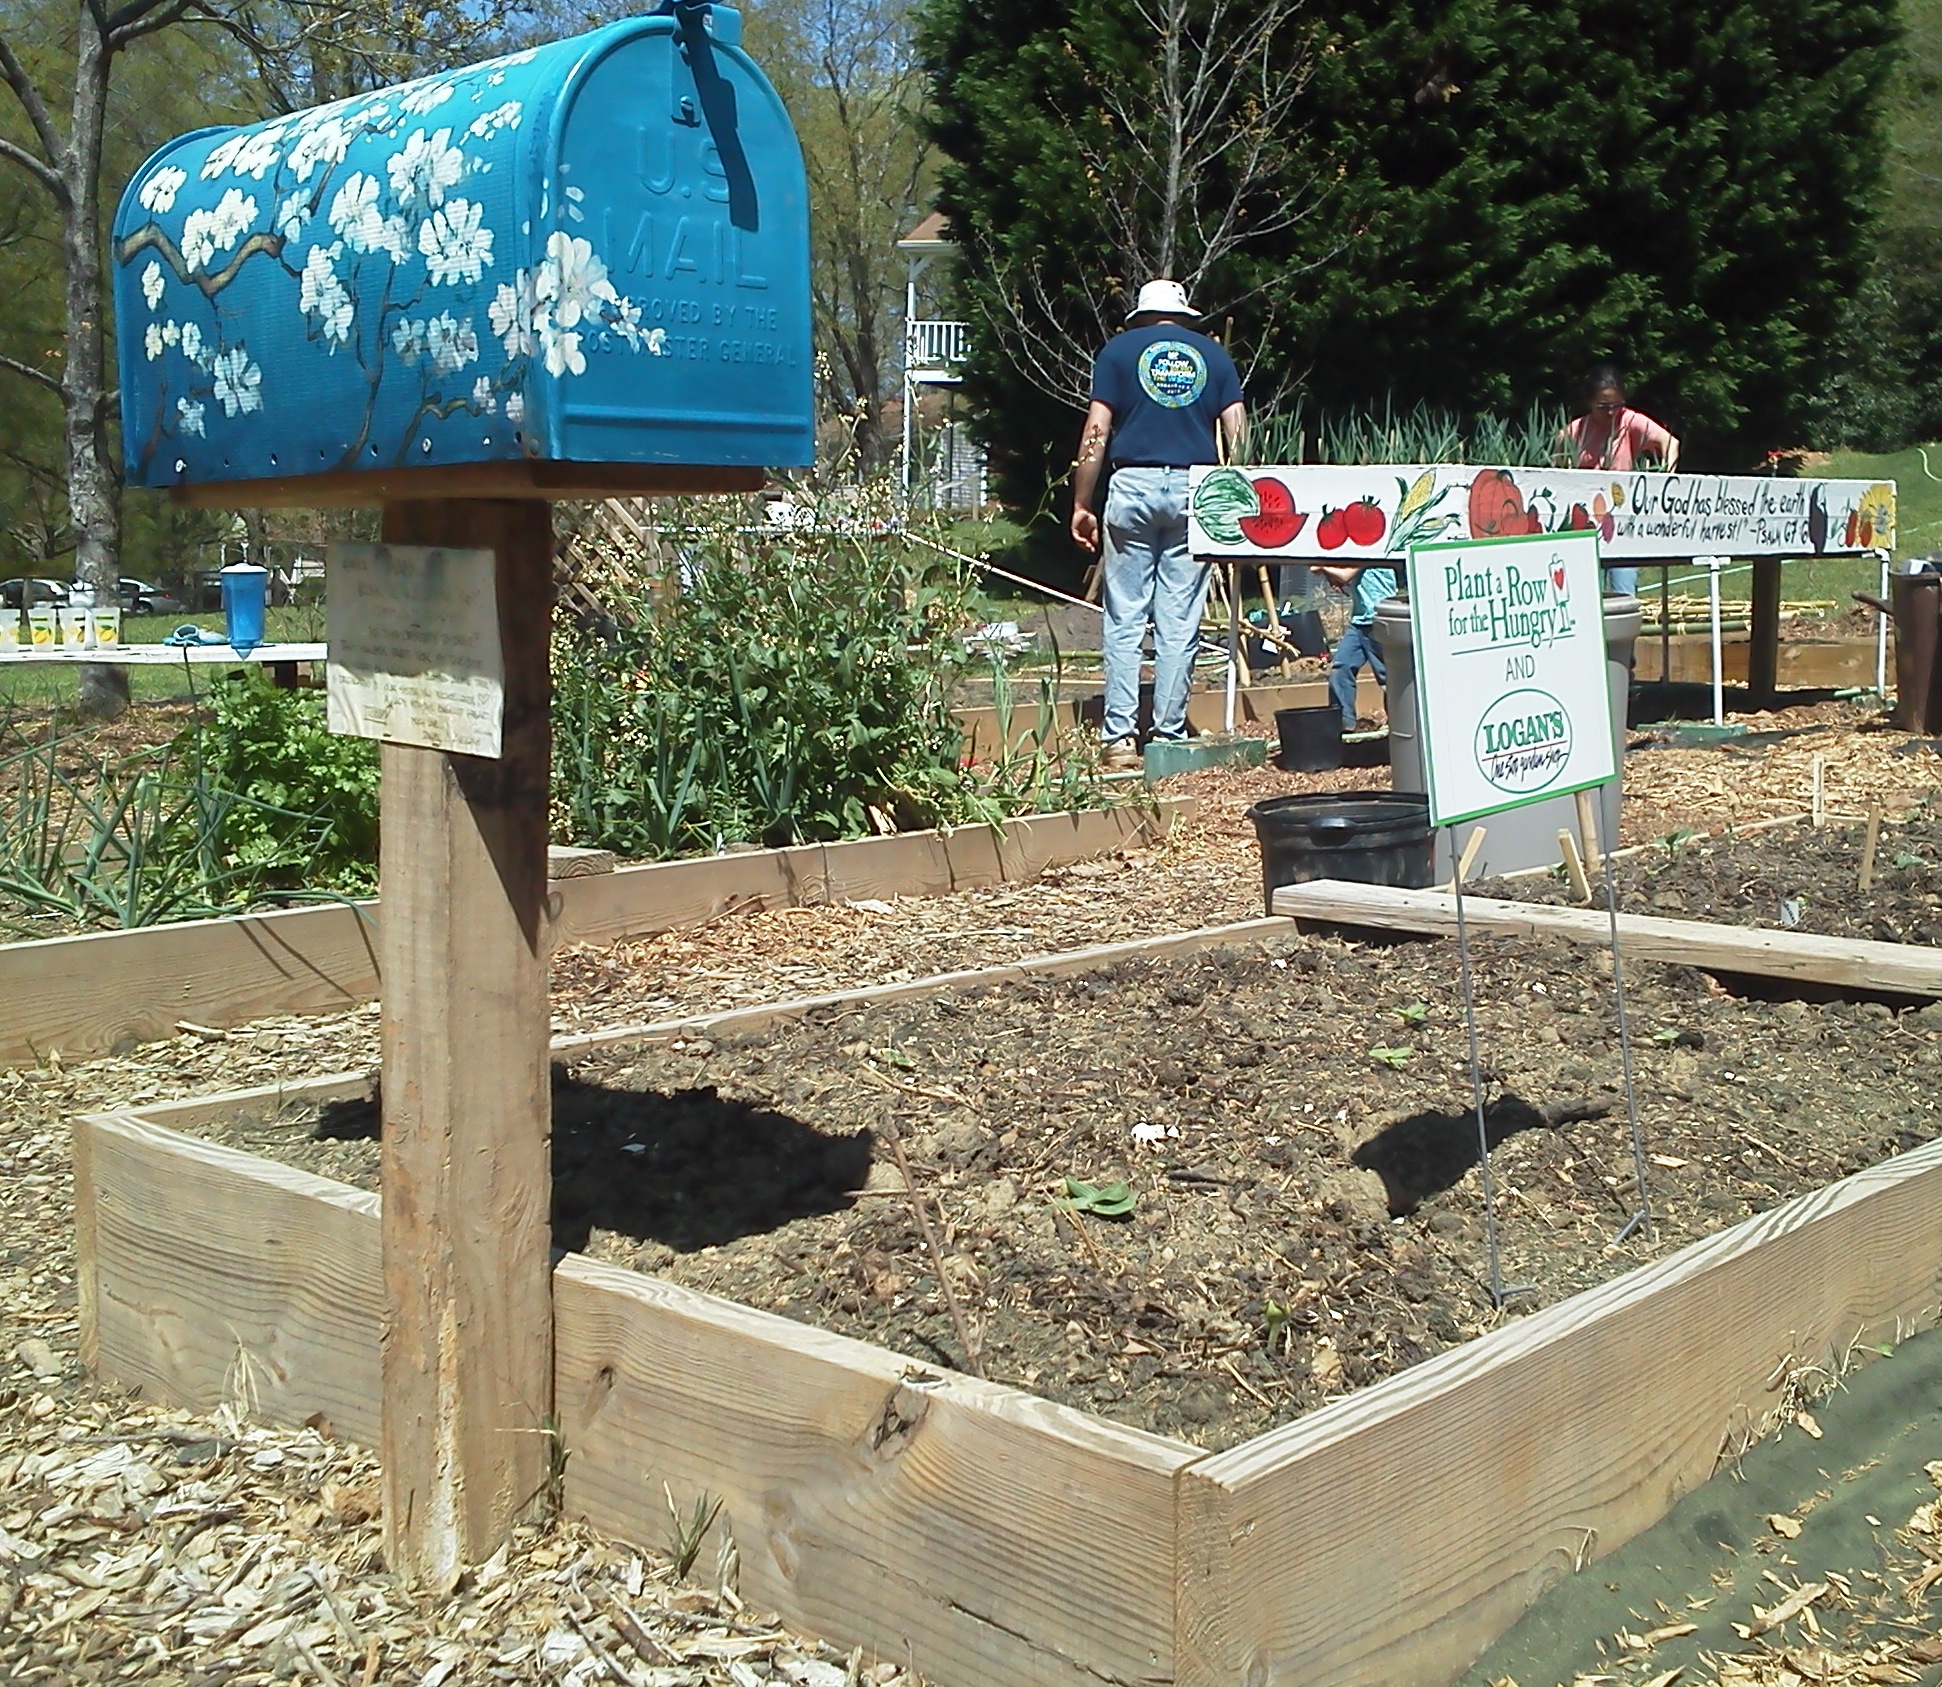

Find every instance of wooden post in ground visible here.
[377,498,556,1588]
[1747,556,1783,710]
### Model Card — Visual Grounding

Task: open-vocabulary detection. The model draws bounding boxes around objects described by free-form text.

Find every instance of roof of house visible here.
[896,210,956,254]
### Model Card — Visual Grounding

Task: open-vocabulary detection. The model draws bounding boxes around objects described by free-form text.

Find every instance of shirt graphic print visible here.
[1137,340,1208,409]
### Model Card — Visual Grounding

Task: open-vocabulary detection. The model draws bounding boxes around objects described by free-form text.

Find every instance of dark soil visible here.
[1485,806,1942,947]
[185,927,1942,1453]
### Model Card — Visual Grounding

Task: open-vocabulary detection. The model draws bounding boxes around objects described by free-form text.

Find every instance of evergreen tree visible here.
[920,0,1896,559]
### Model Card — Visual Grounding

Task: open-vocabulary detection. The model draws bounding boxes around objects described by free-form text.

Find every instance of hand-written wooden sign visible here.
[326,542,504,757]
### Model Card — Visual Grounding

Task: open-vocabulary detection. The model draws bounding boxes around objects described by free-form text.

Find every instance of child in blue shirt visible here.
[1316,563,1399,732]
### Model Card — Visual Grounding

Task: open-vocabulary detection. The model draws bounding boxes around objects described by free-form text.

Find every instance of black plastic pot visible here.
[1274,705,1343,772]
[1244,791,1434,911]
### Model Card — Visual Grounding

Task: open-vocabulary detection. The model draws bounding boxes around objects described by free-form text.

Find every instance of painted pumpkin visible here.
[1468,468,1536,537]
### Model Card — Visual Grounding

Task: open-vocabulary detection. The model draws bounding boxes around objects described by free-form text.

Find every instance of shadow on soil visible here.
[1352,1093,1613,1216]
[311,1071,873,1254]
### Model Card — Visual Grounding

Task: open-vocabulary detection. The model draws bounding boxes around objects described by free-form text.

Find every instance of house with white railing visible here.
[896,212,987,511]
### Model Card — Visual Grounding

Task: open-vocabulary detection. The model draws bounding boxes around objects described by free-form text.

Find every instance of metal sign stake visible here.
[1451,825,1508,1309]
[1592,809,1652,1243]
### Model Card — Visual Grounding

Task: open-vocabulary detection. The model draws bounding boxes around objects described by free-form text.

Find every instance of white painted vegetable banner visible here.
[1409,530,1615,829]
[1187,464,1896,561]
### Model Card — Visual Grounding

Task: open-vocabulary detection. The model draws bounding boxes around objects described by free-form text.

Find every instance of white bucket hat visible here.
[1126,279,1200,322]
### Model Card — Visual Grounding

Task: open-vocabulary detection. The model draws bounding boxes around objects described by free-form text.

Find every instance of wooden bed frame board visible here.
[77,1108,383,1445]
[1271,880,1942,997]
[557,1255,1194,1687]
[0,799,1187,1068]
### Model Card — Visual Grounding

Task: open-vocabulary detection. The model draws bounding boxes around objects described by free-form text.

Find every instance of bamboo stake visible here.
[1446,826,1487,892]
[1257,565,1291,675]
[1811,754,1826,828]
[1860,803,1882,892]
[1558,828,1592,903]
[1574,788,1602,875]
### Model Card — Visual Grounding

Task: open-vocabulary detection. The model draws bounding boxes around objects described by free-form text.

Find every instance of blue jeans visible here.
[1330,620,1386,730]
[1605,566,1639,597]
[1101,467,1210,742]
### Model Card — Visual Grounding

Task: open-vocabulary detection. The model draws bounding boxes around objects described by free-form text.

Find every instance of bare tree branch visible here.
[0,33,69,179]
[110,0,202,50]
[0,350,64,396]
[104,0,194,36]
[970,0,1323,412]
[0,134,67,202]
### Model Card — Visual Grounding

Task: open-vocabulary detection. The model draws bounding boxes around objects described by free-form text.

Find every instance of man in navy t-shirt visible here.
[1071,280,1245,766]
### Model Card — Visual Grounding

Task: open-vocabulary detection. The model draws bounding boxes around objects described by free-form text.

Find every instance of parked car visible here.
[118,577,183,615]
[0,577,68,610]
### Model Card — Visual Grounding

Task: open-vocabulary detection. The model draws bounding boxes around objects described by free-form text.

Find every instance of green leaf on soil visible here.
[1056,1176,1137,1217]
[1369,1046,1412,1068]
[1397,1001,1429,1024]
[1893,851,1929,869]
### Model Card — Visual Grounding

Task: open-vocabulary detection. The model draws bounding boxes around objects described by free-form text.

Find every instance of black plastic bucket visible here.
[1274,705,1343,772]
[1244,791,1434,911]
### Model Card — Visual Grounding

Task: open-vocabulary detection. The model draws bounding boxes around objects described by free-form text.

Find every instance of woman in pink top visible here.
[1566,365,1680,472]
[1563,365,1679,596]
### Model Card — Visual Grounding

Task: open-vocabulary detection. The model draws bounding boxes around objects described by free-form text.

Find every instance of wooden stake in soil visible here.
[1558,828,1592,903]
[1448,825,1487,892]
[377,498,555,1589]
[1860,803,1883,892]
[877,1111,983,1378]
[1812,754,1826,827]
[1574,787,1602,875]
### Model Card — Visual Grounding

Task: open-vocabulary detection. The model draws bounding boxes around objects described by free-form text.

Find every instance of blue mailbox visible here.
[112,3,811,495]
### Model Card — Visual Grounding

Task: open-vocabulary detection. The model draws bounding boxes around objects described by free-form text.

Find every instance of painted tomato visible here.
[1468,468,1531,538]
[1316,507,1351,550]
[1343,497,1387,547]
[1237,476,1308,548]
[1564,503,1594,533]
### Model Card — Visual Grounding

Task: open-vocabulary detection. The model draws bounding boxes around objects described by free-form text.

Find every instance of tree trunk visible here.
[64,21,128,720]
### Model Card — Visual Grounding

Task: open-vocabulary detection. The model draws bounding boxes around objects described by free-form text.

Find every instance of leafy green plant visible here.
[1396,1001,1429,1025]
[1248,400,1571,468]
[1369,1046,1413,1069]
[0,733,343,933]
[551,505,1111,859]
[178,673,380,894]
[662,1484,723,1579]
[1054,1176,1137,1218]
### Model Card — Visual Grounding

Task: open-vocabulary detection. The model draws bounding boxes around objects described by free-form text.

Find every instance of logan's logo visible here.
[1474,688,1573,794]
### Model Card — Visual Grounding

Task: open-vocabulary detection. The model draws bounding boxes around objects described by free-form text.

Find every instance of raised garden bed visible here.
[1485,807,1942,946]
[147,931,1941,1451]
[0,798,1186,1067]
[75,921,1942,1687]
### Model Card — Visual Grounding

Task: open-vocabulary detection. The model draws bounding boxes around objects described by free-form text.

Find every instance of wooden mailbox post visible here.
[113,6,813,1583]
